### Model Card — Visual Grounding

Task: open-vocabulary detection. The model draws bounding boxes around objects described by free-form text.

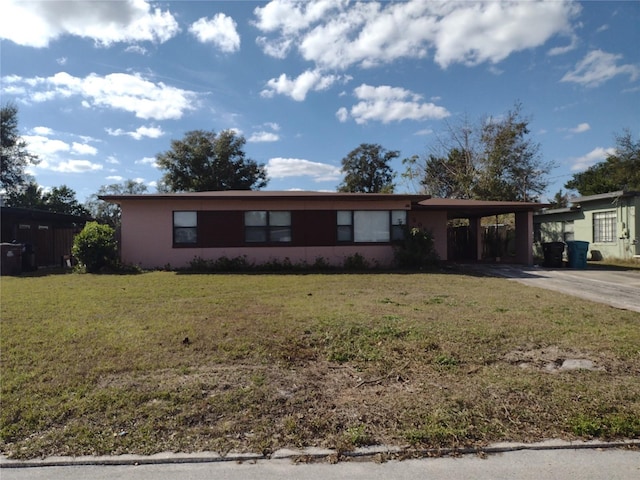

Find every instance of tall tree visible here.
[5,181,88,216]
[337,143,397,193]
[475,103,551,202]
[42,185,89,216]
[156,129,268,192]
[85,179,148,227]
[3,181,44,208]
[1,103,39,193]
[550,189,569,209]
[565,129,640,196]
[406,104,552,202]
[403,116,478,198]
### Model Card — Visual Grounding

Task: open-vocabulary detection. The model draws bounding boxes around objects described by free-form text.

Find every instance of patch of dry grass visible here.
[1,270,639,458]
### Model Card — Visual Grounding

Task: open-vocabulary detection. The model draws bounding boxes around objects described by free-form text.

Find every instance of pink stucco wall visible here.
[118,197,429,269]
[408,210,449,261]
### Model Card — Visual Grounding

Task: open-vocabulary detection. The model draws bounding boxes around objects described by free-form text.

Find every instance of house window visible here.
[173,211,197,245]
[337,210,406,243]
[245,211,291,243]
[391,210,406,241]
[337,211,353,242]
[593,211,616,243]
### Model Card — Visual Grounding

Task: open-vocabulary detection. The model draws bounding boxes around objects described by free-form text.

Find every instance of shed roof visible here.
[415,198,548,219]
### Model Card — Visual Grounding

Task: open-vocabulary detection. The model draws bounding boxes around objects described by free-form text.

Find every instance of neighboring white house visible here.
[534,191,640,261]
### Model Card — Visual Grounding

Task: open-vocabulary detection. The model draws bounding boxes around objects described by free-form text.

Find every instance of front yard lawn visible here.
[1,270,639,458]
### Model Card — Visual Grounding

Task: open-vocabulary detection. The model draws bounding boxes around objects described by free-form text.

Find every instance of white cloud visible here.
[254,0,580,70]
[414,128,434,136]
[31,126,54,136]
[125,45,148,55]
[547,34,578,56]
[266,157,341,182]
[20,133,102,174]
[106,175,124,182]
[569,123,590,134]
[249,132,280,143]
[71,142,97,156]
[570,147,616,171]
[190,13,240,53]
[9,72,197,120]
[135,157,157,167]
[261,69,341,101]
[0,0,179,48]
[51,160,103,173]
[561,50,640,87]
[106,125,164,140]
[340,84,450,124]
[56,57,67,65]
[106,156,120,165]
[22,135,70,156]
[336,107,349,122]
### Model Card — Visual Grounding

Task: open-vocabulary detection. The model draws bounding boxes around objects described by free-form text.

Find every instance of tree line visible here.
[2,101,638,227]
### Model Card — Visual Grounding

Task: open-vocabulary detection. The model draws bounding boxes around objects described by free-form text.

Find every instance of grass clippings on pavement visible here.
[1,270,639,459]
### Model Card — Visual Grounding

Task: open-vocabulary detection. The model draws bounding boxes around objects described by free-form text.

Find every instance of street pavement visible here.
[2,443,639,480]
[466,264,640,313]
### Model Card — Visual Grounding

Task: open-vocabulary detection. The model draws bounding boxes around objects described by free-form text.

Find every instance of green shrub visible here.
[72,222,118,273]
[394,227,439,269]
[343,253,370,270]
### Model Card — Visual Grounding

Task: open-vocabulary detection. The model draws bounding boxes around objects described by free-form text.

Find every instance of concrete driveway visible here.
[467,264,640,313]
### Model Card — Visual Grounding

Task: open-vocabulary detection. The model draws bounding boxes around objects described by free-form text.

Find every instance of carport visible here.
[410,198,548,265]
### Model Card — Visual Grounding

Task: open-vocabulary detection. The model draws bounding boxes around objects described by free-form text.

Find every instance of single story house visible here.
[0,206,90,269]
[534,190,640,261]
[100,191,546,269]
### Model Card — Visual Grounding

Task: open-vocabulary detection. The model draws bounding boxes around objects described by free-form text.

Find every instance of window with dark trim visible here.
[337,210,406,243]
[593,211,616,243]
[173,211,197,245]
[245,211,291,243]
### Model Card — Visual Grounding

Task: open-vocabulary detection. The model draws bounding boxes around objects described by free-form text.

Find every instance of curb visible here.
[2,440,639,468]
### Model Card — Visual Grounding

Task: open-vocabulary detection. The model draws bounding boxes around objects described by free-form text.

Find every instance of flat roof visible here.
[416,198,549,219]
[572,190,640,204]
[100,190,431,203]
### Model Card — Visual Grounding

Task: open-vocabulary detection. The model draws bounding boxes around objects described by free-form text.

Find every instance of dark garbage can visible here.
[21,243,37,271]
[1,243,23,275]
[542,242,565,268]
[566,240,589,269]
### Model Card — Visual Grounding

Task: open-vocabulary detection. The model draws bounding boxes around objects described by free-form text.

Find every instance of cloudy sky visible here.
[1,0,638,202]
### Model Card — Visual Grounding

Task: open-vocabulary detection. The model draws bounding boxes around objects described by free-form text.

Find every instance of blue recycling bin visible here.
[566,241,589,269]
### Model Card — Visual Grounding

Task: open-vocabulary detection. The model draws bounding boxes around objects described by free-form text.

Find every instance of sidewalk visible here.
[2,441,639,480]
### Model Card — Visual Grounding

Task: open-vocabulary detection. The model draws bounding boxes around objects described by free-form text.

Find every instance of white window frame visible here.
[592,211,616,243]
[337,210,406,243]
[173,211,198,245]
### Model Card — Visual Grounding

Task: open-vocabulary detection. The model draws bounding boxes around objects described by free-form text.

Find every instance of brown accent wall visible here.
[198,211,244,247]
[291,210,336,246]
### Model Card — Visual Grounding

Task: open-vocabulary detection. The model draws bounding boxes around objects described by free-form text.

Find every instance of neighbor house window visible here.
[337,210,406,243]
[173,211,197,245]
[245,211,291,243]
[593,211,616,243]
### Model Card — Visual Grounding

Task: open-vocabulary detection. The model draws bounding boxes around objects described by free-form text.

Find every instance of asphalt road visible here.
[2,446,639,480]
[473,264,640,313]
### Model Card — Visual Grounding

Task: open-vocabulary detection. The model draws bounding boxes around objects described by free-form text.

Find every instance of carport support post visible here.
[514,210,534,265]
[472,217,483,262]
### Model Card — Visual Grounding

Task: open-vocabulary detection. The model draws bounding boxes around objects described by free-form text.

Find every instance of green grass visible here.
[1,270,639,458]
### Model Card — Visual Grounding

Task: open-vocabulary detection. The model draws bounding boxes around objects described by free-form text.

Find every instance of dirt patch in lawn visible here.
[504,345,608,373]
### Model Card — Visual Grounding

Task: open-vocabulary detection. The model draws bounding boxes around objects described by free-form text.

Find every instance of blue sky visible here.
[1,0,638,202]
